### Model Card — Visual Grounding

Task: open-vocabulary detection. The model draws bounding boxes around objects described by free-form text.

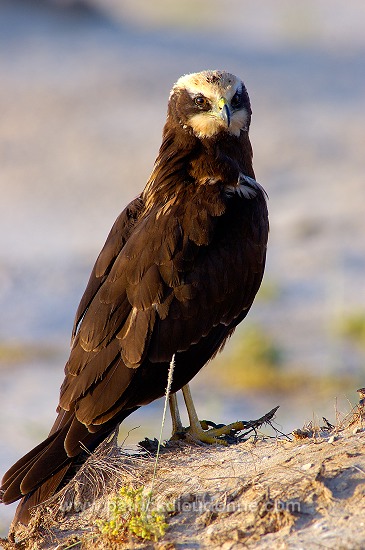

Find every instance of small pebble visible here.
[328,435,337,444]
[353,427,364,435]
[302,462,314,471]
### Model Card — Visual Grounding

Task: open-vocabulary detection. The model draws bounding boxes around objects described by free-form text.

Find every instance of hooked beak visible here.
[218,97,231,127]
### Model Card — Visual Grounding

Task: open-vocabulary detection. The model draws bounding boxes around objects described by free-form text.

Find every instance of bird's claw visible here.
[171,419,246,446]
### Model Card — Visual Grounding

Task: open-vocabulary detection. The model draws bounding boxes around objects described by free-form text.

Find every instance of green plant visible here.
[213,324,283,390]
[97,486,167,543]
[337,312,365,349]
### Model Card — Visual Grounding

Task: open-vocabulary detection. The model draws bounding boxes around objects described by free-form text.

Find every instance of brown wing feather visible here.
[2,179,267,516]
[61,179,266,424]
[71,196,143,342]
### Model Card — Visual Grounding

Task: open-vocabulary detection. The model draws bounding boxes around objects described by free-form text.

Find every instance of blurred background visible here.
[1,0,365,532]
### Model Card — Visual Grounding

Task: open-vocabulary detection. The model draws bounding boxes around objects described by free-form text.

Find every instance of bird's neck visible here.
[142,126,255,211]
[190,131,255,185]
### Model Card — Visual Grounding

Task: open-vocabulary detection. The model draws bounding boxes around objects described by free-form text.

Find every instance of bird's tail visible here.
[1,407,138,527]
[11,464,71,527]
[1,413,75,525]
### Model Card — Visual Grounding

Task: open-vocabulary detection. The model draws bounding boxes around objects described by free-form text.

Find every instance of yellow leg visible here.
[169,393,184,437]
[174,384,247,445]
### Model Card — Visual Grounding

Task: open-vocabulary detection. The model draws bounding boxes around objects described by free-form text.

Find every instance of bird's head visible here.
[168,70,251,139]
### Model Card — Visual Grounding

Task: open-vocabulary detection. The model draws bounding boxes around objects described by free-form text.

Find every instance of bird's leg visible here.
[169,393,184,438]
[181,384,246,445]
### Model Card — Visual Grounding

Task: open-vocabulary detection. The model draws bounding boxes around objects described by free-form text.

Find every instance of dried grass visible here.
[2,404,365,549]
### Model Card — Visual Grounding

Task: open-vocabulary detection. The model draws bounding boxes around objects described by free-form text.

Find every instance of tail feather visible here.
[20,423,76,495]
[12,464,71,527]
[1,407,138,526]
[2,454,44,504]
[2,417,73,504]
[1,431,60,491]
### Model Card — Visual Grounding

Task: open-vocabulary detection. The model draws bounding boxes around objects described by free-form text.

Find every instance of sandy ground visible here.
[2,406,365,549]
[1,0,365,539]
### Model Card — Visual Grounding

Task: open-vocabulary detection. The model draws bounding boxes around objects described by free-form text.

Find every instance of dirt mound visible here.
[2,405,365,549]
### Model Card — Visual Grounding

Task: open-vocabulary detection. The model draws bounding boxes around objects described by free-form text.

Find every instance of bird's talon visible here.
[172,419,246,446]
[199,419,225,430]
[200,420,210,430]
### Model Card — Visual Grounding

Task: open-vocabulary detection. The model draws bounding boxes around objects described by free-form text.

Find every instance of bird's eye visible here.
[231,92,242,108]
[194,95,209,108]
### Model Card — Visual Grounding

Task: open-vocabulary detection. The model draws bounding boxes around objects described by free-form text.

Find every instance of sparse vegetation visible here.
[209,323,359,395]
[3,401,365,549]
[213,324,283,390]
[337,311,365,349]
[96,487,168,544]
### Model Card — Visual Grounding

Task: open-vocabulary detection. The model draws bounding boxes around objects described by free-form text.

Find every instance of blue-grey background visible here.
[1,0,364,533]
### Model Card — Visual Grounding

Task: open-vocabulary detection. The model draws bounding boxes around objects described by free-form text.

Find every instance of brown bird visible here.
[1,70,268,525]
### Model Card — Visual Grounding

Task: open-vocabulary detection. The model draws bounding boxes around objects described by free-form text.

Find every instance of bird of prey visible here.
[1,70,268,525]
